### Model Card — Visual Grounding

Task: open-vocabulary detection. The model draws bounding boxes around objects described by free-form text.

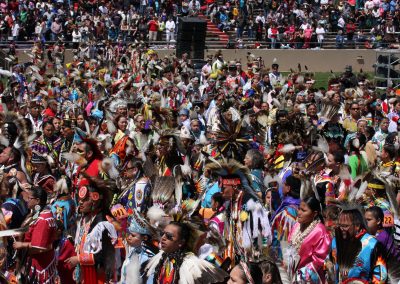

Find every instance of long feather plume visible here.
[312,135,329,154]
[0,69,13,77]
[300,179,311,199]
[125,254,141,284]
[147,206,168,228]
[180,156,192,177]
[61,152,88,167]
[281,144,298,153]
[106,120,116,134]
[355,180,368,201]
[84,120,90,134]
[102,158,119,179]
[0,135,9,147]
[338,165,351,181]
[174,175,183,207]
[151,176,176,208]
[54,177,69,195]
[199,132,208,145]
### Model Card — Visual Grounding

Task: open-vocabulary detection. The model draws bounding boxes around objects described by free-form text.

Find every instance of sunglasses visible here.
[162,231,175,241]
[352,108,359,110]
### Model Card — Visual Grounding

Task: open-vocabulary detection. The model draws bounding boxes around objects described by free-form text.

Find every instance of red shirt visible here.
[346,23,356,34]
[270,28,278,38]
[148,20,159,32]
[57,238,76,284]
[25,210,57,282]
[42,107,56,118]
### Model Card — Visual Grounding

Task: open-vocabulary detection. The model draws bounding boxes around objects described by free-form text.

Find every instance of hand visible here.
[13,241,27,250]
[20,183,32,192]
[65,256,79,268]
[58,165,66,174]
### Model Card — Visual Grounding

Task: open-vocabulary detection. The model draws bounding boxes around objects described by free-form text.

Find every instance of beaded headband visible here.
[78,186,103,201]
[367,183,385,190]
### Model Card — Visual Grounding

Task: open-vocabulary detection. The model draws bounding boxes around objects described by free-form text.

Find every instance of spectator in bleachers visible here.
[316,24,326,48]
[0,0,397,50]
[346,19,356,48]
[303,23,314,49]
[148,16,159,42]
[166,16,176,45]
[336,30,345,48]
[267,23,278,48]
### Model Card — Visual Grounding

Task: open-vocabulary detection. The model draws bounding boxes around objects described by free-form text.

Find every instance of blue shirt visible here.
[201,181,221,208]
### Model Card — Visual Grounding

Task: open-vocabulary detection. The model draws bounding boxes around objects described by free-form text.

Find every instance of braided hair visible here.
[152,222,191,284]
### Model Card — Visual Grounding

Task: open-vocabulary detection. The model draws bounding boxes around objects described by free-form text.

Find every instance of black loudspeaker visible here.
[176,17,207,60]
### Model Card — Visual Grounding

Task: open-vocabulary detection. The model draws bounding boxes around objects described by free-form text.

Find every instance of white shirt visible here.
[316,27,325,39]
[338,17,345,28]
[165,20,175,32]
[269,72,282,87]
[72,30,82,42]
[255,15,265,24]
[364,0,374,10]
[372,0,381,7]
[12,23,20,37]
[201,63,212,82]
[300,23,308,30]
[35,24,42,35]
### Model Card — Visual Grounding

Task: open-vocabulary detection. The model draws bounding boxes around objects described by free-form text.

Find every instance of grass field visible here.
[1,71,375,91]
[282,72,375,89]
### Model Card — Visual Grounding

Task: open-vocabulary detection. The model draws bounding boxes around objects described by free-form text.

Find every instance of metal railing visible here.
[0,38,394,50]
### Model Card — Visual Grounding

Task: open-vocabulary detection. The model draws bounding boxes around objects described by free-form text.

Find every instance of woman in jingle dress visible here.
[286,196,331,283]
[13,187,57,283]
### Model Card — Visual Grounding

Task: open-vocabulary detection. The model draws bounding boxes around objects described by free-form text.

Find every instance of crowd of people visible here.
[0,0,400,50]
[214,0,400,49]
[0,40,399,284]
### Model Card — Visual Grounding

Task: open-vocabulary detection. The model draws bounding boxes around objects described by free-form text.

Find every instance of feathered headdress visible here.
[79,173,116,214]
[319,100,340,122]
[0,112,39,182]
[212,113,251,161]
[146,176,176,228]
[53,177,69,196]
[204,158,258,199]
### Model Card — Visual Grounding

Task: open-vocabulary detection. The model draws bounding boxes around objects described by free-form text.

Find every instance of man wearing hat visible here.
[31,151,56,195]
[226,61,241,88]
[180,125,195,151]
[340,65,358,89]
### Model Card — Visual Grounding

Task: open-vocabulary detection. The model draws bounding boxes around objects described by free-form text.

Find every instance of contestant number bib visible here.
[383,210,394,227]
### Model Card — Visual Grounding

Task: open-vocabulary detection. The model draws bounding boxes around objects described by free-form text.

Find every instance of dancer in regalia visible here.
[65,177,117,283]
